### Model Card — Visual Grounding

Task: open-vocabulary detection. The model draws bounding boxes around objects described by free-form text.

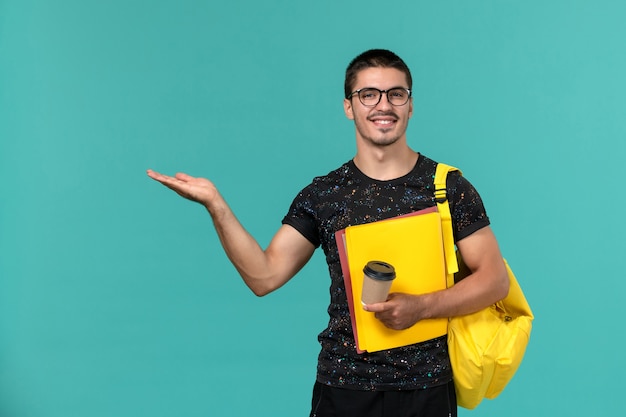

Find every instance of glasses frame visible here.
[347,87,412,107]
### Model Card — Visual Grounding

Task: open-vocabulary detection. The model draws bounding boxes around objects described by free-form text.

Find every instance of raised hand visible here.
[146,169,219,208]
[146,168,315,296]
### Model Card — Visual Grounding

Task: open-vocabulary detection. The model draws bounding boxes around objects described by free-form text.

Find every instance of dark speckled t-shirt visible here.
[282,154,489,391]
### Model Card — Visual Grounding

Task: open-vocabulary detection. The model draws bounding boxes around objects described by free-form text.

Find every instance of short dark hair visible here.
[344,49,413,99]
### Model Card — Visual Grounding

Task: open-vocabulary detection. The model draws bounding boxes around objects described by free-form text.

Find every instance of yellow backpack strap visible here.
[434,163,461,288]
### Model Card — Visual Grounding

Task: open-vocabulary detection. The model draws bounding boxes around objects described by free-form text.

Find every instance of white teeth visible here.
[375,120,393,125]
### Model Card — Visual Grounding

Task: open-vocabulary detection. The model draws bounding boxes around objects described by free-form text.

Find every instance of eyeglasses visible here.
[347,87,412,107]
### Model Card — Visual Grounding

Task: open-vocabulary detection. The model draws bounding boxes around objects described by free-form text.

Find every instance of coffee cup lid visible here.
[363,261,396,281]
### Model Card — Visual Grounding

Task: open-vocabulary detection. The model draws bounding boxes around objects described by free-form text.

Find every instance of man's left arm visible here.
[364,226,509,330]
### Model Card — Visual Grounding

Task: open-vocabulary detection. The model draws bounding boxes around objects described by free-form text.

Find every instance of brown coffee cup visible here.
[361,261,396,305]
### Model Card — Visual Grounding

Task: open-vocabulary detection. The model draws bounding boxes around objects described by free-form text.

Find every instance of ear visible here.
[408,97,413,119]
[343,98,355,120]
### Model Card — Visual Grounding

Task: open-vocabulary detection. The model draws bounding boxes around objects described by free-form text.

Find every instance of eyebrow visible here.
[358,86,409,91]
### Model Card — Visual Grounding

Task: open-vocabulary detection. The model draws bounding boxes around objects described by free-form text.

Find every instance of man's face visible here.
[344,67,413,148]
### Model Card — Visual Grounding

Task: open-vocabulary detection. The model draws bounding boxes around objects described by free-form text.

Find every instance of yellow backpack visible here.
[434,163,534,409]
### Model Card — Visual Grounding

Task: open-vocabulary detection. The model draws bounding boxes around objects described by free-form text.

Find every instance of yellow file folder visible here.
[335,207,448,353]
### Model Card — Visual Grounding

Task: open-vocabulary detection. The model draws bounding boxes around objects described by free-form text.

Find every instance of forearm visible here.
[205,195,280,296]
[422,226,510,318]
[418,264,509,320]
[205,195,315,297]
[147,169,313,296]
[364,227,510,330]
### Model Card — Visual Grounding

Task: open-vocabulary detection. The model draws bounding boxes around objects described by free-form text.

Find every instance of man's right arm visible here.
[147,170,316,296]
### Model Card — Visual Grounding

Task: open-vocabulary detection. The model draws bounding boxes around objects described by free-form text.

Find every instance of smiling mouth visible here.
[368,112,398,128]
[369,118,397,129]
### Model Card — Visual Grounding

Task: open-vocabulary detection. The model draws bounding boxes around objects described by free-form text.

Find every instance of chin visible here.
[356,123,405,147]
[368,135,401,147]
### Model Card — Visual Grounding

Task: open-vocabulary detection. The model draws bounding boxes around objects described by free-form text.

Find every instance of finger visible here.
[147,169,175,183]
[175,172,195,182]
[151,175,179,188]
[147,171,189,192]
[362,302,388,313]
[146,169,162,179]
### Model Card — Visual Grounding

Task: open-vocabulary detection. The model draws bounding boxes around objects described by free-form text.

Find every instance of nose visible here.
[374,92,392,110]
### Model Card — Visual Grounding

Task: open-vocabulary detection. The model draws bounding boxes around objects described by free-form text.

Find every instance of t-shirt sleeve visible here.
[281,186,321,248]
[447,171,490,242]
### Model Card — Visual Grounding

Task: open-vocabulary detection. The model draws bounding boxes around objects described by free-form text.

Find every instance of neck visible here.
[353,144,419,181]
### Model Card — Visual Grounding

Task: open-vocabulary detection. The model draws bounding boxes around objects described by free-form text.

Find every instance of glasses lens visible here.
[387,88,409,105]
[358,89,382,106]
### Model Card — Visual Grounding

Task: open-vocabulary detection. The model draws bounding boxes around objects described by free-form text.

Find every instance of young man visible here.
[147,49,509,417]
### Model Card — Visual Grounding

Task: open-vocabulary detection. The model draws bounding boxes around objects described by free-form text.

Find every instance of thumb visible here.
[175,172,194,181]
[362,301,388,313]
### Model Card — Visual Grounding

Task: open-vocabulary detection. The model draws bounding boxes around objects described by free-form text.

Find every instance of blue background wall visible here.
[1,1,624,415]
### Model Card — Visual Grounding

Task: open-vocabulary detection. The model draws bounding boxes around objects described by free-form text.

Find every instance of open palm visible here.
[146,170,218,207]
